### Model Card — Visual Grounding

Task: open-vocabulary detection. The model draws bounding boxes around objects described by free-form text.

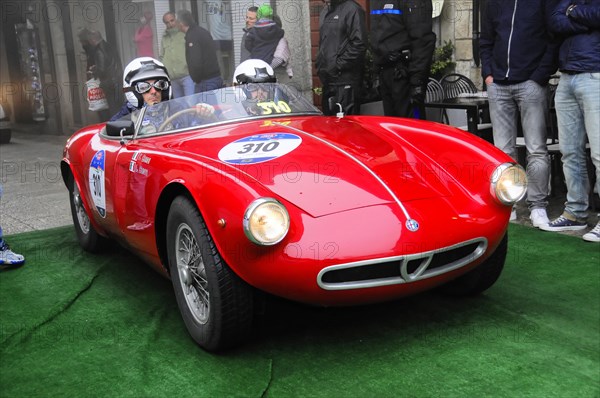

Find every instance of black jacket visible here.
[316,0,367,83]
[245,20,284,64]
[92,40,121,84]
[480,0,559,85]
[369,0,436,86]
[549,0,600,73]
[184,24,221,83]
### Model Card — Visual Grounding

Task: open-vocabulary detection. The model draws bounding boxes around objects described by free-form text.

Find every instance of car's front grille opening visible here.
[321,260,401,284]
[318,239,486,290]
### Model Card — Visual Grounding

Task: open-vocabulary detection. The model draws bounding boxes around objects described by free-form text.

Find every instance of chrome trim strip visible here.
[317,238,488,291]
[274,121,412,221]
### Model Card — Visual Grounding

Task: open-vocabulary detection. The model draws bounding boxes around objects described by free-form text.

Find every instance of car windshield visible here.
[120,83,321,136]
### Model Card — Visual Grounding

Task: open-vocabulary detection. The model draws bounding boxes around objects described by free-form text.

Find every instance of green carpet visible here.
[0,225,598,397]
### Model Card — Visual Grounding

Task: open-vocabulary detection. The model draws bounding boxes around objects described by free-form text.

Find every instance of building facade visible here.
[0,0,482,136]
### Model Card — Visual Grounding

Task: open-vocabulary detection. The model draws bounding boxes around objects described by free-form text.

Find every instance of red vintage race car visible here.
[61,83,526,351]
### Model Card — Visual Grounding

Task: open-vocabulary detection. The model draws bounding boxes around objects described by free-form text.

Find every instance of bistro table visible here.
[425,93,490,138]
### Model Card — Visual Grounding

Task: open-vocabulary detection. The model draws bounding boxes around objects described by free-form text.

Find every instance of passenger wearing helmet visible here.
[110,57,215,134]
[233,59,288,116]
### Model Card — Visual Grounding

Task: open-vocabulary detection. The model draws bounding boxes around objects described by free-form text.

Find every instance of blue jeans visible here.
[555,72,600,221]
[170,75,195,99]
[488,80,550,210]
[194,75,224,94]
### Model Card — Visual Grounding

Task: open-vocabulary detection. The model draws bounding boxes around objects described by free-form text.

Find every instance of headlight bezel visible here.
[491,163,528,205]
[243,197,290,246]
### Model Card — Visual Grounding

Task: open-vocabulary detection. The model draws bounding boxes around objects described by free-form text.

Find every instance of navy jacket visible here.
[549,0,600,72]
[480,0,559,85]
[245,19,284,64]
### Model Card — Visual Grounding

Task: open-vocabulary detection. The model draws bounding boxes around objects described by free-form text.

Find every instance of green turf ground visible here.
[1,224,598,397]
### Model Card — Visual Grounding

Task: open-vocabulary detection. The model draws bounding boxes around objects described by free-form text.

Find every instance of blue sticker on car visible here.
[218,133,302,165]
[89,150,106,217]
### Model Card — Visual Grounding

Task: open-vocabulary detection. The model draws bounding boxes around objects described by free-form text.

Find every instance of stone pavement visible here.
[0,125,598,240]
[0,126,71,235]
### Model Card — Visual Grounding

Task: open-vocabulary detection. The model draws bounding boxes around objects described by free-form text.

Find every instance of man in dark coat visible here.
[177,9,223,93]
[316,0,367,115]
[370,0,436,119]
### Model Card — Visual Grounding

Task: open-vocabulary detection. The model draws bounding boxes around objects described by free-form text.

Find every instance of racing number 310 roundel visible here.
[218,133,302,165]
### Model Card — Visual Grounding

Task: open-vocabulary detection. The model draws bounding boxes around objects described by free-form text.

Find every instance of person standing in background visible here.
[245,4,284,65]
[271,15,294,81]
[134,11,155,58]
[316,0,367,115]
[240,6,258,63]
[160,11,194,98]
[78,29,123,120]
[0,184,25,267]
[480,0,559,227]
[369,0,436,119]
[540,0,600,242]
[177,9,223,93]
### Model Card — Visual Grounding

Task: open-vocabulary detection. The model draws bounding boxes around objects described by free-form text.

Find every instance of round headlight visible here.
[243,198,290,246]
[491,163,528,205]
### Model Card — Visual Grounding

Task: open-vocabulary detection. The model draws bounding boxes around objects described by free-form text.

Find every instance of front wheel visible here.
[166,196,253,351]
[69,178,106,252]
[439,233,508,296]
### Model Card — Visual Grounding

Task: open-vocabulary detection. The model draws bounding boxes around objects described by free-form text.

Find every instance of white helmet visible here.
[233,59,276,85]
[123,57,171,108]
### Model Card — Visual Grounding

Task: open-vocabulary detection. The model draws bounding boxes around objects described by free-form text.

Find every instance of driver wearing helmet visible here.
[110,57,215,134]
[233,59,288,116]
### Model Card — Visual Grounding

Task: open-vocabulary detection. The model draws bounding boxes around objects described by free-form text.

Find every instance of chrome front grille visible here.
[317,238,487,290]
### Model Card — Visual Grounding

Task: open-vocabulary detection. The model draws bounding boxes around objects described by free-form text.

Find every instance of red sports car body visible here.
[62,84,526,351]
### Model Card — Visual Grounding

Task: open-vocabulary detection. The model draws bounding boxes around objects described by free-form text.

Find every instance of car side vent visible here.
[317,239,487,291]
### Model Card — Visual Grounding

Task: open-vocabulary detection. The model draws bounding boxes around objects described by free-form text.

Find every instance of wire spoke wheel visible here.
[175,224,209,324]
[72,184,90,234]
[166,196,254,351]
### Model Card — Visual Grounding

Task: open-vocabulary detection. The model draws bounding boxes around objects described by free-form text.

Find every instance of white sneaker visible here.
[583,222,600,243]
[510,207,517,221]
[0,241,25,266]
[530,208,550,228]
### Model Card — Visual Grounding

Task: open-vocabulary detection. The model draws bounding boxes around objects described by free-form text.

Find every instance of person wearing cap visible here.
[244,4,284,65]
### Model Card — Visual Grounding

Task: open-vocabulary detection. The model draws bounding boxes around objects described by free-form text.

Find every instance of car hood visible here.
[172,117,458,218]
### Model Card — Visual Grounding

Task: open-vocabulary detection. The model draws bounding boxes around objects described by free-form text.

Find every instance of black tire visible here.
[69,179,106,252]
[439,233,508,297]
[166,196,254,352]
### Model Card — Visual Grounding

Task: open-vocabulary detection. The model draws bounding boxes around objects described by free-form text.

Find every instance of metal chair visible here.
[425,77,445,122]
[439,73,492,137]
[439,73,477,99]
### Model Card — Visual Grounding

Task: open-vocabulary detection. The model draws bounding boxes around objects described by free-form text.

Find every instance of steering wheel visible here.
[157,107,218,133]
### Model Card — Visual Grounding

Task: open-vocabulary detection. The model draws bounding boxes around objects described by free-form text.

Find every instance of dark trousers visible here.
[99,80,122,122]
[322,80,362,116]
[379,66,425,119]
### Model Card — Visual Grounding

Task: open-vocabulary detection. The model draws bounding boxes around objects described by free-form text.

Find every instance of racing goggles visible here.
[245,83,264,93]
[134,80,170,94]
